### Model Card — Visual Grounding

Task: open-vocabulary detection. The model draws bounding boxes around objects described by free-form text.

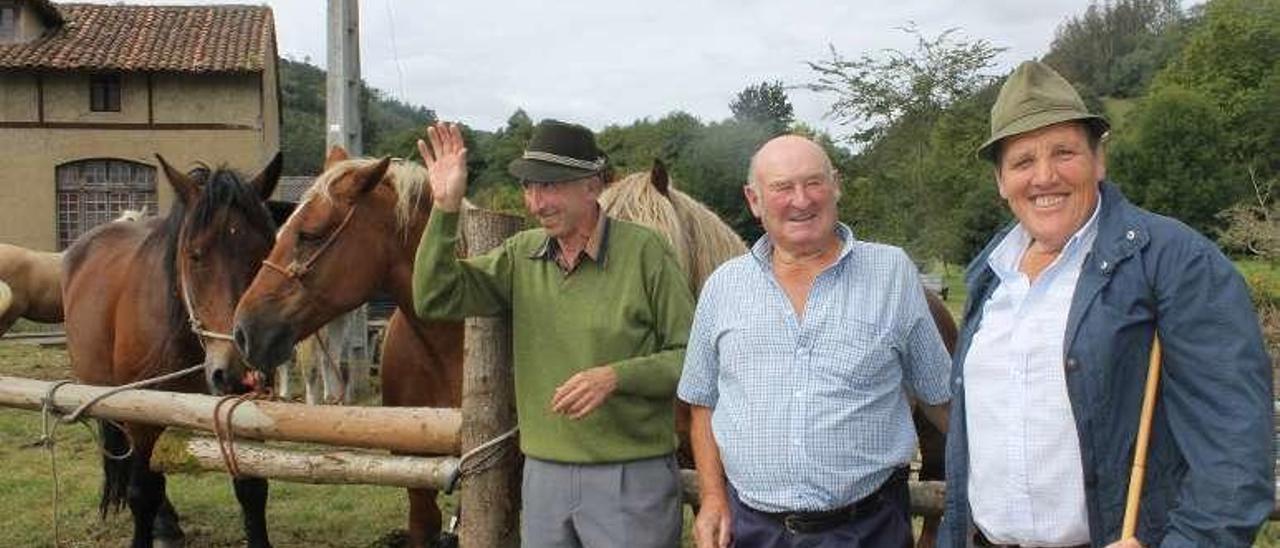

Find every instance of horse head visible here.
[233,146,431,375]
[158,152,281,394]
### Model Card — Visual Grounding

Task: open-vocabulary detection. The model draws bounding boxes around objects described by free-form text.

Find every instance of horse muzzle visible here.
[232,315,296,377]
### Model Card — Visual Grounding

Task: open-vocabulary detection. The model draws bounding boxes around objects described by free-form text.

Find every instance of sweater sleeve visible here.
[412,209,514,320]
[610,234,695,398]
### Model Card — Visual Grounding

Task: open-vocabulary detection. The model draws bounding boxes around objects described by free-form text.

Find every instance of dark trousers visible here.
[727,470,912,548]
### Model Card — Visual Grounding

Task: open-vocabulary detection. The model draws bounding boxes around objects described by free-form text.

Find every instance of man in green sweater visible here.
[413,119,695,547]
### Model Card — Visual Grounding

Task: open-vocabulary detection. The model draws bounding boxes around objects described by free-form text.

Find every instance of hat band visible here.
[522,150,605,171]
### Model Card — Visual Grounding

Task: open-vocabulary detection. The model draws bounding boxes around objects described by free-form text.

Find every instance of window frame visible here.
[90,74,122,112]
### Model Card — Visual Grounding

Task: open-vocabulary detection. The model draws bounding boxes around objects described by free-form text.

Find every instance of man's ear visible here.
[743,184,763,219]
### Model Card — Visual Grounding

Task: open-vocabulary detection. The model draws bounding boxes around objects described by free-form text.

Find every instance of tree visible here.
[1041,0,1184,98]
[673,119,775,242]
[729,81,793,135]
[805,24,1004,147]
[1110,85,1236,234]
[1217,168,1279,260]
[597,111,704,176]
[472,109,534,192]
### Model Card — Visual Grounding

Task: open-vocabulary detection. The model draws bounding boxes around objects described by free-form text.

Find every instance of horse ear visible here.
[650,158,670,196]
[250,152,284,201]
[156,154,199,207]
[353,157,391,195]
[325,146,349,169]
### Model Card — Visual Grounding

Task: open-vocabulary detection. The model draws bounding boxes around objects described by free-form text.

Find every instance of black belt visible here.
[973,529,1090,548]
[756,467,907,535]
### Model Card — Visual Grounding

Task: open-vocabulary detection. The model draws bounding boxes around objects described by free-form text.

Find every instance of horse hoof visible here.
[153,537,185,548]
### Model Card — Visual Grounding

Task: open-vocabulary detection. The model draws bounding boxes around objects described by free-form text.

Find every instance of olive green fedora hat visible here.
[507,119,607,183]
[977,60,1109,163]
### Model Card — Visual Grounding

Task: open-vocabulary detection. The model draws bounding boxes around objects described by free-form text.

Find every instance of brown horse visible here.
[0,243,63,335]
[63,154,281,548]
[600,160,957,548]
[233,148,465,548]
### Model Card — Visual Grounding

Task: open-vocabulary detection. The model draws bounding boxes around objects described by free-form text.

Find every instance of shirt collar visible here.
[529,207,611,269]
[750,222,857,268]
[987,191,1103,282]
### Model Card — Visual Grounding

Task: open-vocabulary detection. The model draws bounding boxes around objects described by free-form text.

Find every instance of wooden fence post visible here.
[459,207,523,548]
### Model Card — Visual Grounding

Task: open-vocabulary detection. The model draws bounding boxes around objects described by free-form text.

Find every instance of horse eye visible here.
[297,231,322,243]
[189,250,202,263]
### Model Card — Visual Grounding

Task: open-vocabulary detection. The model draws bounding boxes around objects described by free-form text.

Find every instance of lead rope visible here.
[38,363,205,547]
[437,426,520,546]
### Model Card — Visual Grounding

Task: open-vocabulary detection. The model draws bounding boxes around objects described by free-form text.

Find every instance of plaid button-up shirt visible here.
[678,223,951,513]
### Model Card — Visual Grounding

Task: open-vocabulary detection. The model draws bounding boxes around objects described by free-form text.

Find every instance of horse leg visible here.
[153,496,185,545]
[406,487,442,548]
[124,425,172,548]
[233,476,272,548]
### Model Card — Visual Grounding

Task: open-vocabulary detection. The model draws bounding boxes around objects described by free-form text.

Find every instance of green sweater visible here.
[413,210,694,463]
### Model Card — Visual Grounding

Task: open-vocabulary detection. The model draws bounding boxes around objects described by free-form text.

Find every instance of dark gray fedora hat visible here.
[507,119,607,183]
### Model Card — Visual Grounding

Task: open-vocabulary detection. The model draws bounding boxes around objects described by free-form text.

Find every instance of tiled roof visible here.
[0,3,274,73]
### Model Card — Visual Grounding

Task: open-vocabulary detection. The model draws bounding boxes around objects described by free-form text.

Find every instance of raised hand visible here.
[417,122,468,212]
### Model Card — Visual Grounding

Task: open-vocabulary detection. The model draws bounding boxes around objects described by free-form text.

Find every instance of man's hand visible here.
[1105,538,1143,548]
[417,122,468,212]
[550,366,617,420]
[694,493,732,548]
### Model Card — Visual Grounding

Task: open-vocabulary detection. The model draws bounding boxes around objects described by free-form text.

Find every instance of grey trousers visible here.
[521,454,682,548]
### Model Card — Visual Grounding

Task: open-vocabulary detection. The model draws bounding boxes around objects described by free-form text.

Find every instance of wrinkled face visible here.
[522,176,602,238]
[178,189,276,395]
[744,138,841,253]
[233,166,396,373]
[996,122,1105,252]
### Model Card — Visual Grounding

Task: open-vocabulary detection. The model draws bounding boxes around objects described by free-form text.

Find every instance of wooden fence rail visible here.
[0,375,460,454]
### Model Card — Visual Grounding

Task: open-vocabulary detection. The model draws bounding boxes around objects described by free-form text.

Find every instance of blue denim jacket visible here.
[941,182,1274,547]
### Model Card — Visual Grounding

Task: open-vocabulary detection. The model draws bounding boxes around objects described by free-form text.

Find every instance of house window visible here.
[0,5,17,42]
[90,74,121,112]
[56,159,157,249]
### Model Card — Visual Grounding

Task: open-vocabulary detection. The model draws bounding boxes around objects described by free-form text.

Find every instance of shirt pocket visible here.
[814,317,898,388]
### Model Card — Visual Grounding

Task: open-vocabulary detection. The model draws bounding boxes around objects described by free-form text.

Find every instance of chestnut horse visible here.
[233,148,465,548]
[63,154,281,548]
[600,160,957,547]
[0,243,63,335]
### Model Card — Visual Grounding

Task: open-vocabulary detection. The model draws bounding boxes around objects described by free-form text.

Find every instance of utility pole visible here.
[325,0,368,398]
[327,0,361,154]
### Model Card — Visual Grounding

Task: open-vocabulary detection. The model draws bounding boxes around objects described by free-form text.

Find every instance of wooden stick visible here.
[1122,335,1162,539]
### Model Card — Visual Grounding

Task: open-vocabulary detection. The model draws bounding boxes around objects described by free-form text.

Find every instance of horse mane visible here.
[305,157,431,235]
[600,170,747,292]
[153,166,274,342]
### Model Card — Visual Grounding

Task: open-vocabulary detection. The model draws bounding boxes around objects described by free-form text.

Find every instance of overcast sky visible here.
[85,1,1147,136]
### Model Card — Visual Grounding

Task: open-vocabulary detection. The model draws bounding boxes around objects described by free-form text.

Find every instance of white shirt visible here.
[963,199,1100,546]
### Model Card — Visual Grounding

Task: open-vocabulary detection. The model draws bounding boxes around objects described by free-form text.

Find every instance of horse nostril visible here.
[211,368,227,392]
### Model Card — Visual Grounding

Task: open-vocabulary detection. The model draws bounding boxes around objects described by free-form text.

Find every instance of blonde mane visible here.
[600,170,747,293]
[303,157,432,233]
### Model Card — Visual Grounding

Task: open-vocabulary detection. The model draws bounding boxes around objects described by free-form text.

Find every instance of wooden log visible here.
[0,375,460,454]
[459,207,523,548]
[150,431,458,489]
